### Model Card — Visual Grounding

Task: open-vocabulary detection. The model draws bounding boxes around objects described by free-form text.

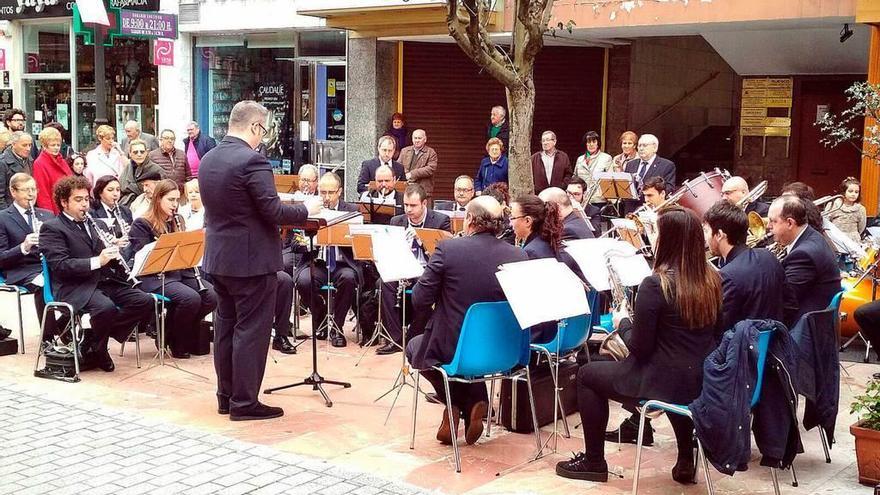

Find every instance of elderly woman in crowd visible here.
[85,124,125,185]
[33,127,72,214]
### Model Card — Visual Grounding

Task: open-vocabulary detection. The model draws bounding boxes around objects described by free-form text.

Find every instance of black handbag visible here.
[500,360,580,434]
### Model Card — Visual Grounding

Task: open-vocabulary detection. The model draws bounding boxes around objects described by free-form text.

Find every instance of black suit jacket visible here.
[624,156,677,194]
[356,158,406,194]
[782,226,841,327]
[361,190,403,225]
[523,233,555,260]
[0,205,53,285]
[389,209,452,232]
[562,211,594,240]
[719,245,786,332]
[90,203,134,238]
[745,201,770,217]
[39,215,125,312]
[199,136,308,277]
[410,232,527,369]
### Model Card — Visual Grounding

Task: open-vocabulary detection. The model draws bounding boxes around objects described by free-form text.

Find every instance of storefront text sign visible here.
[739,77,794,157]
[152,39,173,66]
[0,49,6,71]
[0,0,157,19]
[120,10,177,39]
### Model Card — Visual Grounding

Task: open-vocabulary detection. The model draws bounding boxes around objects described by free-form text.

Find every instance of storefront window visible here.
[22,22,71,74]
[193,46,296,170]
[22,79,72,144]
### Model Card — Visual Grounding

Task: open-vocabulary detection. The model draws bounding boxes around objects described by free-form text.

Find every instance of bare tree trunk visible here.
[506,77,536,197]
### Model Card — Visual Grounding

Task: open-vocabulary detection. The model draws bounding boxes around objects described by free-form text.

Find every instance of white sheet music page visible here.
[563,238,643,291]
[132,241,157,278]
[371,230,424,282]
[496,258,589,329]
[310,208,364,224]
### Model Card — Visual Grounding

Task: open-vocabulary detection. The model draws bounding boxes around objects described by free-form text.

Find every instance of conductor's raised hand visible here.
[303,195,323,216]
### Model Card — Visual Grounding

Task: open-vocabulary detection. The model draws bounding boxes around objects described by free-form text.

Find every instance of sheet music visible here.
[496,258,589,328]
[595,171,638,198]
[132,241,156,278]
[309,208,363,224]
[370,229,424,282]
[279,191,309,203]
[359,191,397,205]
[610,218,640,231]
[349,224,405,236]
[435,210,466,219]
[563,238,649,291]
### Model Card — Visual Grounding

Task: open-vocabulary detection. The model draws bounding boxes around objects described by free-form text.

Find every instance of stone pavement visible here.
[0,380,429,495]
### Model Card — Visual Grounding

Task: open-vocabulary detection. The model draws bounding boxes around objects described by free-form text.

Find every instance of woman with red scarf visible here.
[33,127,72,214]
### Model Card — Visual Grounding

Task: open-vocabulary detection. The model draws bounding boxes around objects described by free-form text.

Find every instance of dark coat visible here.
[486,119,510,152]
[357,158,405,194]
[475,155,509,192]
[399,145,438,196]
[562,211,594,240]
[0,204,53,285]
[530,150,572,194]
[781,226,841,327]
[182,132,217,159]
[199,136,309,278]
[0,147,33,210]
[118,159,164,207]
[410,232,527,369]
[614,274,723,403]
[125,216,198,293]
[389,209,451,232]
[90,202,133,239]
[720,245,786,332]
[690,319,802,475]
[746,201,770,217]
[290,200,360,274]
[523,232,555,260]
[39,214,128,312]
[790,307,839,445]
[148,148,192,191]
[623,155,677,195]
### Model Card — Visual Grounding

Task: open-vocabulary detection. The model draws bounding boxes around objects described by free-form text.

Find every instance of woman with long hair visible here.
[126,179,217,358]
[69,153,86,177]
[90,175,133,239]
[557,206,723,484]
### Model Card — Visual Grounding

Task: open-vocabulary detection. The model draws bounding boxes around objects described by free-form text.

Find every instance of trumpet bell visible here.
[746,211,767,247]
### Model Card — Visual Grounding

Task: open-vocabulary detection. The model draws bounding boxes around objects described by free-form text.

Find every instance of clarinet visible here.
[110,204,130,238]
[84,213,140,287]
[172,212,208,293]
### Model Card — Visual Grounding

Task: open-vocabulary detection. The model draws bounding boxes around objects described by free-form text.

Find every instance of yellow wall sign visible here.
[742,97,793,108]
[741,107,768,117]
[741,126,792,137]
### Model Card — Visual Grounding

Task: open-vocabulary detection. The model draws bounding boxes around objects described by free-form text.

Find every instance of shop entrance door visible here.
[296,60,345,174]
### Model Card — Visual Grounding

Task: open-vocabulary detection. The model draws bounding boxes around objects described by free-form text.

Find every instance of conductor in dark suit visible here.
[407,196,527,446]
[356,135,405,194]
[622,134,676,214]
[199,101,322,421]
[376,184,451,355]
[530,131,572,194]
[293,172,360,348]
[768,195,841,328]
[39,175,154,372]
[0,172,56,339]
[703,201,785,331]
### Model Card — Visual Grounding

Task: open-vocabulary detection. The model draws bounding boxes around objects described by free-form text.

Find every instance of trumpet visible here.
[85,213,140,286]
[172,212,207,293]
[598,251,631,361]
[736,180,768,209]
[816,194,845,217]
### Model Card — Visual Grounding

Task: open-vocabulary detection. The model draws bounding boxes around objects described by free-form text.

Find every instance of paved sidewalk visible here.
[0,380,428,495]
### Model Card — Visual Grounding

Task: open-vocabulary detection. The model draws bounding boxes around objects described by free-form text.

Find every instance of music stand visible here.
[264,214,357,407]
[274,174,300,194]
[367,180,407,194]
[597,172,637,218]
[357,201,397,224]
[352,234,399,367]
[124,230,208,381]
[414,228,452,254]
[316,223,353,344]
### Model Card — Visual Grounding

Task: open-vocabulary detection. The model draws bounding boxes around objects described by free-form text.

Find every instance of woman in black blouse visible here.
[556,206,723,484]
[127,179,217,358]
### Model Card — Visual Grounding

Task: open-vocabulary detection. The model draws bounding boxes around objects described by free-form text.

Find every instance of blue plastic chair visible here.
[33,257,84,382]
[409,301,541,473]
[0,272,31,354]
[632,327,779,495]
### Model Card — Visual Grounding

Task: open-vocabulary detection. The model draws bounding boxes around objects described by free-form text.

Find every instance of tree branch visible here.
[446,0,517,87]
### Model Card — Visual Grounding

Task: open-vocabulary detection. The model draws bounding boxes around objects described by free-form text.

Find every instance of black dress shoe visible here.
[230,402,284,421]
[170,349,191,359]
[314,328,328,340]
[376,342,402,355]
[605,415,654,446]
[272,336,297,355]
[330,331,347,348]
[217,395,230,415]
[555,452,608,482]
[95,350,115,372]
[672,456,697,484]
[0,325,11,340]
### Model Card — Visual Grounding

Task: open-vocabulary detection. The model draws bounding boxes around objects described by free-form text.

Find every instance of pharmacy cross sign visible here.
[73,4,122,46]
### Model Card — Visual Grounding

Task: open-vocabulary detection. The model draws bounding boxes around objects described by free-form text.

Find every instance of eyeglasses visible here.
[509,215,526,221]
[300,177,316,183]
[130,150,146,155]
[455,188,474,193]
[160,136,175,141]
[15,187,36,193]
[254,122,268,137]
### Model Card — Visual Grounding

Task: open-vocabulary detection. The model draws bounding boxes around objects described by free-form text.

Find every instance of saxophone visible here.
[598,252,631,361]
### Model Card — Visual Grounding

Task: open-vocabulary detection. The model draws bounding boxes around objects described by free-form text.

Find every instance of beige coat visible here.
[398,144,438,197]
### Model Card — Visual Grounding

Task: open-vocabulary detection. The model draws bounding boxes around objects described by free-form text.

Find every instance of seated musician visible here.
[722,176,769,216]
[557,206,723,484]
[177,179,204,231]
[40,176,154,372]
[641,176,667,210]
[566,177,601,232]
[130,168,162,219]
[453,175,475,211]
[509,193,567,343]
[407,196,526,445]
[0,172,56,339]
[126,179,218,358]
[293,172,359,348]
[538,187,594,240]
[359,165,403,225]
[90,175,134,239]
[855,301,880,363]
[767,195,841,327]
[376,183,451,355]
[481,182,515,244]
[703,200,785,331]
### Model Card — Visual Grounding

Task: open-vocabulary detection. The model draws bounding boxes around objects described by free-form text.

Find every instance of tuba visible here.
[598,252,631,361]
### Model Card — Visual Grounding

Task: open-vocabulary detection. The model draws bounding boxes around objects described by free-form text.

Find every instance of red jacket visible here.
[33,150,72,214]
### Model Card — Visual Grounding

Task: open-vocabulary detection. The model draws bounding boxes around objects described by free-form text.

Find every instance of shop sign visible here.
[0,0,158,20]
[741,126,791,137]
[0,49,5,71]
[256,82,290,161]
[152,39,173,66]
[0,89,12,115]
[120,10,177,39]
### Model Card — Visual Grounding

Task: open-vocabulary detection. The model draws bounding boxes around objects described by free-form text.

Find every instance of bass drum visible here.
[840,276,876,337]
[673,170,726,218]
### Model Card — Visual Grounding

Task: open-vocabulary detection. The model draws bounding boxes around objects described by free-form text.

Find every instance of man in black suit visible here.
[721,176,769,217]
[199,101,322,421]
[539,187,594,240]
[704,201,786,331]
[0,173,56,339]
[358,165,403,225]
[356,135,405,194]
[294,172,360,348]
[407,196,526,446]
[39,175,154,372]
[768,195,841,327]
[622,133,676,214]
[376,184,451,355]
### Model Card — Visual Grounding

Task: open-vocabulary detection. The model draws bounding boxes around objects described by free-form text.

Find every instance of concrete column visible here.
[343,37,397,201]
[158,0,193,147]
